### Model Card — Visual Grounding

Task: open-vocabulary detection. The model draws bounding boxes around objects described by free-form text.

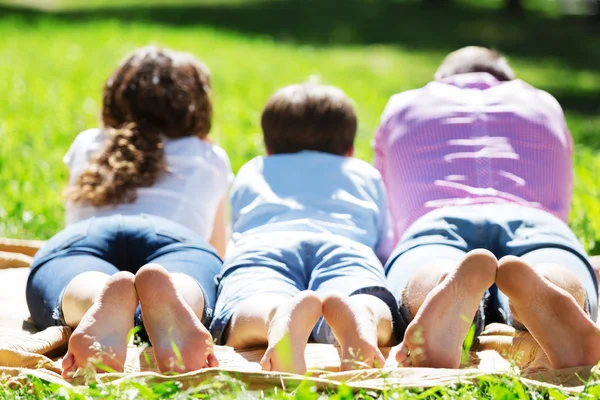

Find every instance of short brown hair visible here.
[66,46,212,207]
[435,46,515,81]
[261,83,357,156]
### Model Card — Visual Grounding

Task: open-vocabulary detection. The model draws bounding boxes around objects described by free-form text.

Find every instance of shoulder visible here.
[205,141,233,176]
[236,156,264,175]
[530,85,565,116]
[232,156,263,181]
[501,80,566,119]
[166,137,233,173]
[342,157,384,182]
[71,128,107,150]
[380,88,424,124]
[64,128,107,167]
[230,156,264,197]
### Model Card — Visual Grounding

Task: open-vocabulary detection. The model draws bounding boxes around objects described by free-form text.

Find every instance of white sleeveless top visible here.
[64,128,233,240]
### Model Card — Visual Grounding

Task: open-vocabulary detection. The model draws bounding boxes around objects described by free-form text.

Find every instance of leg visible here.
[261,292,321,373]
[394,248,497,368]
[146,239,223,326]
[496,251,600,369]
[135,264,217,374]
[170,273,206,320]
[310,239,395,371]
[27,254,119,330]
[136,245,223,373]
[62,271,137,378]
[225,293,287,348]
[62,271,111,327]
[211,233,313,373]
[225,291,322,374]
[322,293,390,370]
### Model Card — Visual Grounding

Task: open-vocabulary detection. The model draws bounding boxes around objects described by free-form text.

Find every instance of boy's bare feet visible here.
[260,290,322,374]
[62,272,137,378]
[136,264,218,374]
[322,292,388,371]
[396,249,497,368]
[496,256,600,369]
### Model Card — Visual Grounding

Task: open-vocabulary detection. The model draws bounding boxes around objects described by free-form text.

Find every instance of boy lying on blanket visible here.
[209,83,400,374]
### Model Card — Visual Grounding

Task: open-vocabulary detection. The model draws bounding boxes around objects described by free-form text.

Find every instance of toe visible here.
[61,353,76,378]
[260,352,273,371]
[207,352,219,368]
[395,343,410,367]
[374,350,385,369]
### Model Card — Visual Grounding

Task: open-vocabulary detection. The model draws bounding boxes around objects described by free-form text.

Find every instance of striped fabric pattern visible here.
[374,72,573,241]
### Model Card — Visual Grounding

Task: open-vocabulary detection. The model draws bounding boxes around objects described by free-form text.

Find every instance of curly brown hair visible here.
[66,46,212,207]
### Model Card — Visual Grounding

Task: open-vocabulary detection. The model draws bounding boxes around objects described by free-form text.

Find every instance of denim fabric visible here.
[386,203,598,338]
[210,232,399,344]
[26,214,222,334]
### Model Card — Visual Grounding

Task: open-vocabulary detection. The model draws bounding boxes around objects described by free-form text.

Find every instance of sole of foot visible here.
[397,249,497,368]
[135,264,217,374]
[260,290,322,374]
[322,292,386,371]
[496,256,600,369]
[62,271,137,378]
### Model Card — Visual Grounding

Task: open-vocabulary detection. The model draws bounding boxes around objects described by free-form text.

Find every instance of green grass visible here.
[1,0,599,249]
[1,0,600,398]
[1,371,599,400]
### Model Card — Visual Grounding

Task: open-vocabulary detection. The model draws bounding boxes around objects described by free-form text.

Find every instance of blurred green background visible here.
[1,0,599,253]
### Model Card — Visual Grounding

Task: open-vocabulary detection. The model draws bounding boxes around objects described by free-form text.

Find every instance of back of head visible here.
[435,46,515,82]
[67,46,212,207]
[261,83,357,156]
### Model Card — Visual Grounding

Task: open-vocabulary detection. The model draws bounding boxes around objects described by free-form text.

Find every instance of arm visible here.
[209,195,230,259]
[374,182,395,264]
[372,124,387,184]
[373,121,399,261]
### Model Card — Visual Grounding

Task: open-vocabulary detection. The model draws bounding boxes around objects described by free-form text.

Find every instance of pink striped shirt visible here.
[374,72,573,241]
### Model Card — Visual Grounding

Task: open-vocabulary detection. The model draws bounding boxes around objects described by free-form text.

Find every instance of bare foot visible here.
[135,264,218,374]
[322,293,387,371]
[496,256,600,369]
[62,272,137,378]
[397,249,497,368]
[260,290,322,374]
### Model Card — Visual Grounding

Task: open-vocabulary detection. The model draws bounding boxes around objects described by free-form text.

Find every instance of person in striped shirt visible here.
[374,46,600,370]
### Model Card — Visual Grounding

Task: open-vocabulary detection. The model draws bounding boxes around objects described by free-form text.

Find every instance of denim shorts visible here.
[26,214,222,334]
[385,203,598,339]
[210,231,401,344]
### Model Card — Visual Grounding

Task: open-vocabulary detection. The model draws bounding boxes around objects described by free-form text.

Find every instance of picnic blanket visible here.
[1,237,599,393]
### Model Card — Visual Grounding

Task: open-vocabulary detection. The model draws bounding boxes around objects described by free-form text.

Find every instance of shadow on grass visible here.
[1,0,599,139]
[553,90,600,116]
[1,0,599,68]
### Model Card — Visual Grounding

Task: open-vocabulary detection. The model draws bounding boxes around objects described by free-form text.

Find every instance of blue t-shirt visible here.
[230,151,391,258]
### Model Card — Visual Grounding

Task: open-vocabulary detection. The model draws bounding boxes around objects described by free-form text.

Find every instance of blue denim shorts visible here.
[210,231,401,344]
[385,203,598,339]
[26,214,222,334]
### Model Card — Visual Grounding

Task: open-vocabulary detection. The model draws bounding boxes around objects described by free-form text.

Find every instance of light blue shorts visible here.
[210,231,399,344]
[385,203,598,340]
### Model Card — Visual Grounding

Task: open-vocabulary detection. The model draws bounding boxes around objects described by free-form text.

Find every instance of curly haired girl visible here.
[26,46,231,377]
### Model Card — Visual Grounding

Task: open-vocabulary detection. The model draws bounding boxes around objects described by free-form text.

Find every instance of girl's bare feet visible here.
[322,292,389,371]
[62,271,137,378]
[396,249,497,368]
[260,290,322,374]
[496,256,600,369]
[135,264,218,374]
